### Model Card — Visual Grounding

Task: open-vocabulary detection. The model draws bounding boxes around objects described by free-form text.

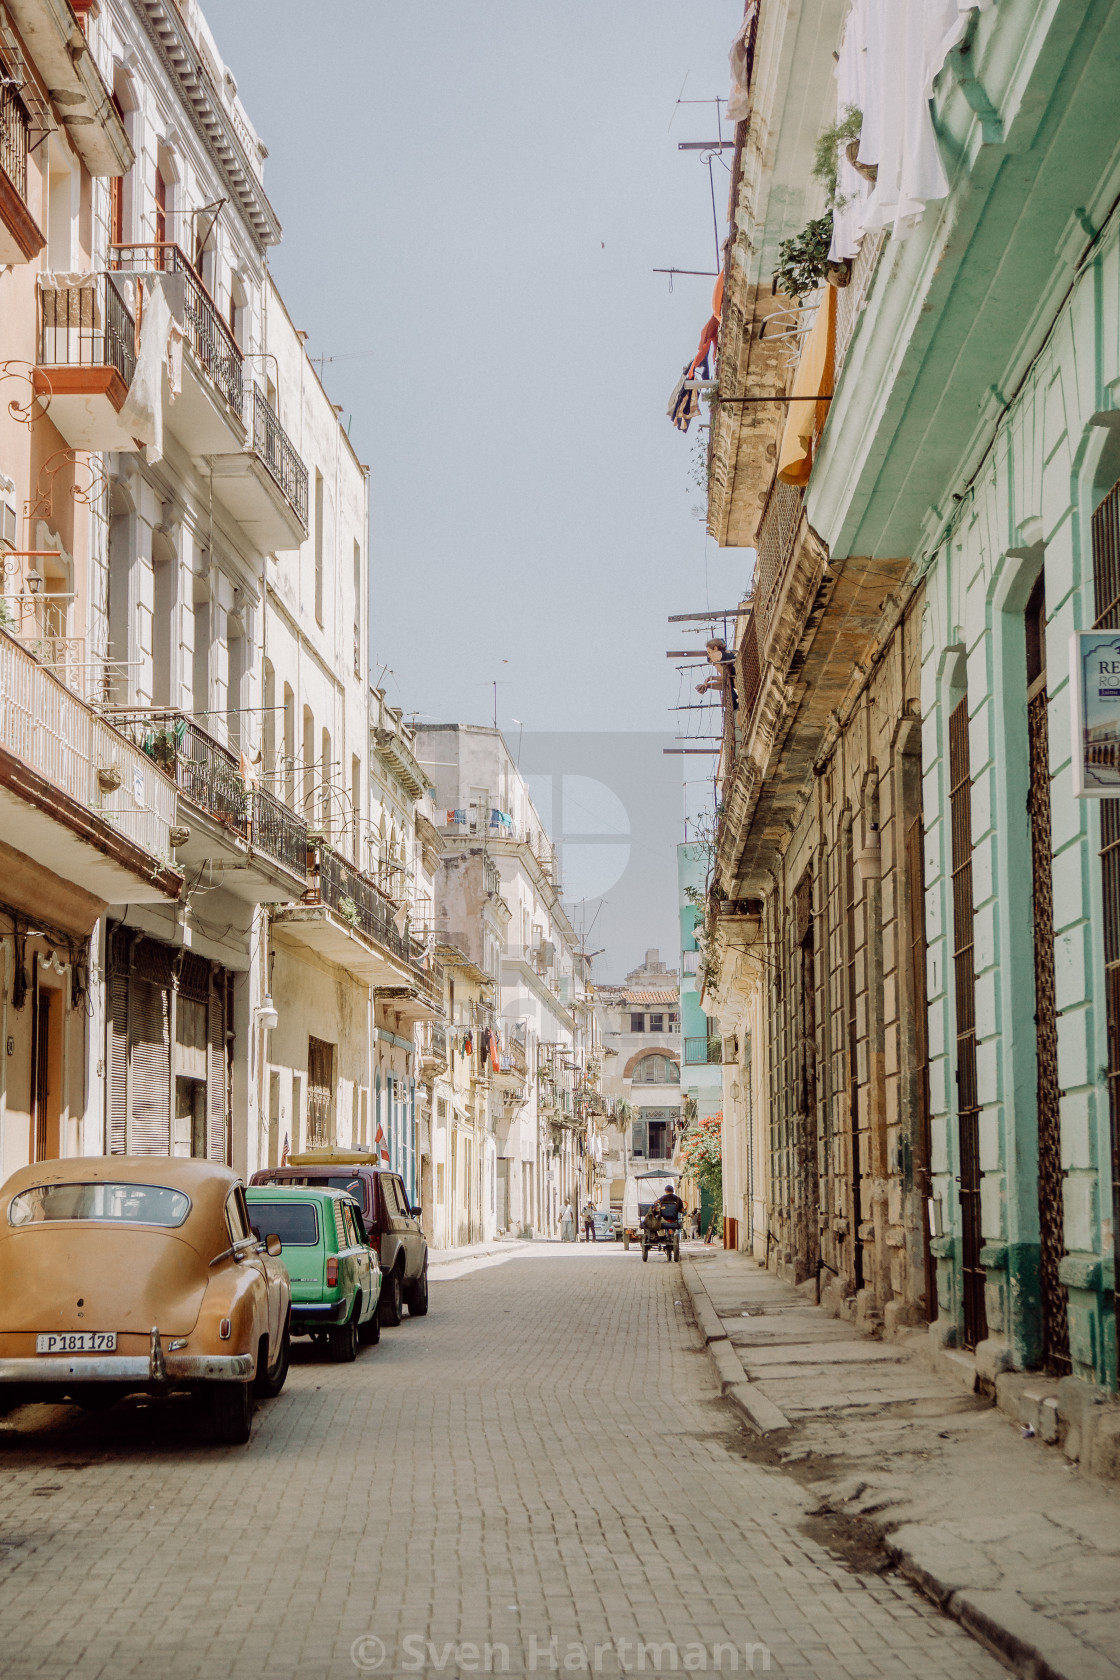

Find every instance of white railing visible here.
[834,230,885,376]
[0,629,177,863]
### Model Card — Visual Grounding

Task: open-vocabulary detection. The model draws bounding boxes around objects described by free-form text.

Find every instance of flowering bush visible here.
[678,1111,722,1207]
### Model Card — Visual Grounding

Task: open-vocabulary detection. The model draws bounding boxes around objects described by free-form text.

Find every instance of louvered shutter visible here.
[107,968,129,1155]
[130,977,170,1153]
[207,979,227,1163]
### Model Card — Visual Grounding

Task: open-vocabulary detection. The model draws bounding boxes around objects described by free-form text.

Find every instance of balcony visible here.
[419,1020,449,1076]
[683,1037,722,1066]
[274,842,445,1017]
[109,243,245,456]
[208,385,309,554]
[0,78,43,264]
[0,628,181,906]
[112,709,309,903]
[35,273,138,451]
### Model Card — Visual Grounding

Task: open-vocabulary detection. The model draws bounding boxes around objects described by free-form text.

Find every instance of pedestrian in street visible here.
[560,1200,575,1242]
[690,1208,702,1241]
[582,1201,595,1242]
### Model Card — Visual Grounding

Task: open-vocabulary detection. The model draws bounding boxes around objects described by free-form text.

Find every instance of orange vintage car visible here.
[0,1157,292,1444]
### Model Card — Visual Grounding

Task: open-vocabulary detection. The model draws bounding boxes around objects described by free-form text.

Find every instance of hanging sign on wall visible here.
[1071,630,1120,795]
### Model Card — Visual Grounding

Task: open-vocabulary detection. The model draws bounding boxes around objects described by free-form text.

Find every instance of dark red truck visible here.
[249,1153,428,1325]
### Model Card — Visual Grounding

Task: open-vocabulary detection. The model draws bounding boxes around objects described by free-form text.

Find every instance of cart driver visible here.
[656,1184,685,1230]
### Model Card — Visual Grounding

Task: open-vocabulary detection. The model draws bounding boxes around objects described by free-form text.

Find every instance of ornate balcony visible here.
[208,385,309,554]
[274,842,445,1017]
[0,77,43,264]
[112,709,309,902]
[109,243,246,455]
[0,628,181,905]
[35,273,138,451]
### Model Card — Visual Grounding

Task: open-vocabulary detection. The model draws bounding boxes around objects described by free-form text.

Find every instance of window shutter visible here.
[207,978,227,1163]
[130,977,170,1154]
[107,968,129,1155]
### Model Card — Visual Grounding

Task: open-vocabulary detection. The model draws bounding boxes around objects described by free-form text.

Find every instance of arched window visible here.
[633,1054,679,1085]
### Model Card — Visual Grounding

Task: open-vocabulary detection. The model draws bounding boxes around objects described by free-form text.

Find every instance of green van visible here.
[245,1186,381,1362]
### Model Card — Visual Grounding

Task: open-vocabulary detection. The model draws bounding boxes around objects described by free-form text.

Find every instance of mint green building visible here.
[703,0,1120,1423]
[799,0,1120,1394]
[677,844,724,1124]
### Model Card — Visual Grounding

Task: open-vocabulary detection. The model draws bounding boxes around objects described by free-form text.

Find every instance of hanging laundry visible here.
[118,277,172,463]
[446,808,466,826]
[463,1031,473,1057]
[777,286,836,485]
[490,1030,501,1073]
[726,4,759,123]
[668,271,726,432]
[828,0,976,260]
[667,366,702,433]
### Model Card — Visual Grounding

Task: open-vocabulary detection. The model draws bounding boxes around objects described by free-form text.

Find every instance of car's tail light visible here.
[326,1257,338,1287]
[218,1318,231,1340]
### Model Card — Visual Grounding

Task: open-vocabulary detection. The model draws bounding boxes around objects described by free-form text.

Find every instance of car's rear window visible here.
[8,1182,191,1228]
[248,1200,319,1247]
[321,1175,367,1205]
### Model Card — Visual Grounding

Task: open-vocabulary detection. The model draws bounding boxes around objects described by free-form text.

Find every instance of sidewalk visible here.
[682,1248,1120,1680]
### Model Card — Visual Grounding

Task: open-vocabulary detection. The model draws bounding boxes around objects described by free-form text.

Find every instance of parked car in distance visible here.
[245,1185,380,1361]
[591,1210,621,1241]
[0,1157,291,1444]
[250,1151,428,1326]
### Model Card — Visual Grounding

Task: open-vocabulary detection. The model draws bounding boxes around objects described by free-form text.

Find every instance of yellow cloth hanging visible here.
[776,286,836,486]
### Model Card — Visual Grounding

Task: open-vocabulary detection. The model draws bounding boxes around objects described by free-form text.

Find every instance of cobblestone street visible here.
[0,1248,1006,1680]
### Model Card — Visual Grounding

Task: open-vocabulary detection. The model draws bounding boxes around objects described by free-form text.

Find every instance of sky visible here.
[203,0,749,976]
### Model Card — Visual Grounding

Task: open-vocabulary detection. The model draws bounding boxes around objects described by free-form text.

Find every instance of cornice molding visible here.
[132,0,281,248]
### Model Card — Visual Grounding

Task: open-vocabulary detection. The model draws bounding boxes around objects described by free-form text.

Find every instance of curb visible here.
[680,1260,791,1436]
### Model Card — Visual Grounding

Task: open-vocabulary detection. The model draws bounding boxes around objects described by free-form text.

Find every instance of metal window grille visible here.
[906,815,936,1320]
[949,696,988,1350]
[307,1037,335,1148]
[1092,478,1120,1385]
[843,822,864,1291]
[1027,666,1070,1374]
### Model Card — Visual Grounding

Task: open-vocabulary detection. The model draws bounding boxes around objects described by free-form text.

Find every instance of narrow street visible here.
[0,1249,1004,1680]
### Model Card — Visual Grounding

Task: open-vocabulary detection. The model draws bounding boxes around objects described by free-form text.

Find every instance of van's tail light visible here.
[326,1257,338,1287]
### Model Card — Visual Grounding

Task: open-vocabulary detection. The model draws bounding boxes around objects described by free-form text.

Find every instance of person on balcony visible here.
[696,638,738,712]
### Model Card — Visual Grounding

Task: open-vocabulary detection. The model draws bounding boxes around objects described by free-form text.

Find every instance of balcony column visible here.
[107,465,160,706]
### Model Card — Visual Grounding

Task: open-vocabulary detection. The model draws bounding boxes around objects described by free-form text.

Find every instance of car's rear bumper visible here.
[290,1302,349,1327]
[0,1354,253,1384]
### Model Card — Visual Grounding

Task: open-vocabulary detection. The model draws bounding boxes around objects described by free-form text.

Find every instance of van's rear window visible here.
[248,1200,319,1247]
[8,1183,191,1228]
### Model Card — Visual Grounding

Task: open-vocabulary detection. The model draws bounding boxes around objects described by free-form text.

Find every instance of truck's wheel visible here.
[406,1260,429,1317]
[209,1382,253,1445]
[379,1265,404,1327]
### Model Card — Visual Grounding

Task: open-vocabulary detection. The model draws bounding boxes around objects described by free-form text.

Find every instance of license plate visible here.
[35,1332,116,1354]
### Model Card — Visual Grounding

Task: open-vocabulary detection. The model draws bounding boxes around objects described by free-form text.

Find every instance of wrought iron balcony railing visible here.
[0,77,29,200]
[252,385,308,528]
[39,272,137,388]
[310,845,444,1005]
[683,1036,722,1065]
[109,243,244,418]
[113,710,308,877]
